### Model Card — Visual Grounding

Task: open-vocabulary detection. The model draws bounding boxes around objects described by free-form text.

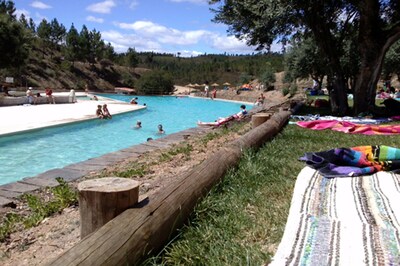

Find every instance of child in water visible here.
[157,124,165,134]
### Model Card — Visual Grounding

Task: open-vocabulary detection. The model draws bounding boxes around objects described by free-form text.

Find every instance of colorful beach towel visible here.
[270,167,400,265]
[297,120,400,135]
[299,145,400,177]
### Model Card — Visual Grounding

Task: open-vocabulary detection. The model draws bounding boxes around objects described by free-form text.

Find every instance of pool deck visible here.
[0,93,145,136]
[0,94,212,206]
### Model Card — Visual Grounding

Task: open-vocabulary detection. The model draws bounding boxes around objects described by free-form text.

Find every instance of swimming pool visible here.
[0,95,250,185]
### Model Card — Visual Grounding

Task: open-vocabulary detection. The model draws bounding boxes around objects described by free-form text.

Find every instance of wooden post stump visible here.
[78,177,140,238]
[252,113,272,128]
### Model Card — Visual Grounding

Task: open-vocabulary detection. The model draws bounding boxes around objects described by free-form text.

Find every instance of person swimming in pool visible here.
[135,120,142,128]
[157,124,165,134]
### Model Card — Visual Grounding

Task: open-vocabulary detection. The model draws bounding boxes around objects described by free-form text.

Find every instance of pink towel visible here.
[297,120,400,135]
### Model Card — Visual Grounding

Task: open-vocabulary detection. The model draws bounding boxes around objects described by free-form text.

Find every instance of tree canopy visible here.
[0,1,29,69]
[211,0,400,115]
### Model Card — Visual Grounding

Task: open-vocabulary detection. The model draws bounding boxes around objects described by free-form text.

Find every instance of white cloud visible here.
[15,9,30,20]
[35,12,48,23]
[86,16,104,23]
[129,0,139,9]
[87,0,116,14]
[31,1,52,9]
[178,50,204,57]
[211,35,257,53]
[102,30,162,53]
[106,20,277,56]
[168,0,208,4]
[116,20,210,45]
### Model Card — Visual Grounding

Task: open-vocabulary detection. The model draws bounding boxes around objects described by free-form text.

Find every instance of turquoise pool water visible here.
[0,95,250,185]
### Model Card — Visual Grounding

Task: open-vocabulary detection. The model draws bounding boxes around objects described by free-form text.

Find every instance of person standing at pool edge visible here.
[45,87,56,104]
[204,82,209,98]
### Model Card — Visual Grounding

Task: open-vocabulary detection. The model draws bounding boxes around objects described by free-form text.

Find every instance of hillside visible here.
[2,45,285,93]
[14,47,144,92]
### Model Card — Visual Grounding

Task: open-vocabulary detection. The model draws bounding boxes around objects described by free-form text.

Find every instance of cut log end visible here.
[251,113,272,128]
[78,177,140,239]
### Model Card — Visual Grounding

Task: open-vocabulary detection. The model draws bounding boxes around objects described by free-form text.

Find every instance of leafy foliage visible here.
[136,70,174,94]
[210,0,400,115]
[383,40,400,80]
[0,11,30,69]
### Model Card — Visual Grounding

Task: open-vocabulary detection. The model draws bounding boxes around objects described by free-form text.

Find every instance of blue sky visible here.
[14,0,280,56]
[15,0,281,57]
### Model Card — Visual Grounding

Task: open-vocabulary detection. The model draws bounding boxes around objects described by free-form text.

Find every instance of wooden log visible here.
[251,112,272,128]
[48,107,294,266]
[78,177,140,238]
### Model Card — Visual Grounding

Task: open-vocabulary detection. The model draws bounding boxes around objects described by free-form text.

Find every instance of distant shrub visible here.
[60,61,72,71]
[239,72,251,84]
[282,87,290,96]
[136,70,174,95]
[53,56,63,65]
[44,68,56,77]
[99,59,113,69]
[121,72,135,88]
[290,84,298,95]
[27,79,39,87]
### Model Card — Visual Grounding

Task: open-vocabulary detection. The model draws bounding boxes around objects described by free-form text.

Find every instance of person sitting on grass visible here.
[102,104,112,119]
[96,105,104,119]
[198,105,248,127]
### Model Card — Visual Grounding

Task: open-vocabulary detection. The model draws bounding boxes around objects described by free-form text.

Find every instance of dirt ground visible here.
[0,89,288,265]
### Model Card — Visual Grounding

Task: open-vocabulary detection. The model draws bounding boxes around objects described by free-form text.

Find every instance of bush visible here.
[282,87,290,96]
[99,59,113,69]
[136,70,174,95]
[121,72,135,88]
[290,84,298,95]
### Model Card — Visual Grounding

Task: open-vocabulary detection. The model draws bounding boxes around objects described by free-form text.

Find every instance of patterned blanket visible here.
[300,145,400,177]
[297,120,400,135]
[270,167,400,265]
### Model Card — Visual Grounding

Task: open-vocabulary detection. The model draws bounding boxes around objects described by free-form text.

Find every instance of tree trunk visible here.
[352,0,400,115]
[327,74,348,116]
[353,55,383,115]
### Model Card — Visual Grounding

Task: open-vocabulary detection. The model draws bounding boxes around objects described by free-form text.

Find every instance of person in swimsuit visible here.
[96,105,104,119]
[102,104,112,119]
[197,105,247,126]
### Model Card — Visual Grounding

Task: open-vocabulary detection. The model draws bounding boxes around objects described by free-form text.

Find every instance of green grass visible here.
[143,124,400,266]
[109,162,150,178]
[0,178,77,242]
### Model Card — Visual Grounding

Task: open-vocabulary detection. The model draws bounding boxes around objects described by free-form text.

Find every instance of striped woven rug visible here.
[270,166,400,265]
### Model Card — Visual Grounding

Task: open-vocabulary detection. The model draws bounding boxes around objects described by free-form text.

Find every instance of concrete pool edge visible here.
[0,126,212,207]
[0,95,146,137]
